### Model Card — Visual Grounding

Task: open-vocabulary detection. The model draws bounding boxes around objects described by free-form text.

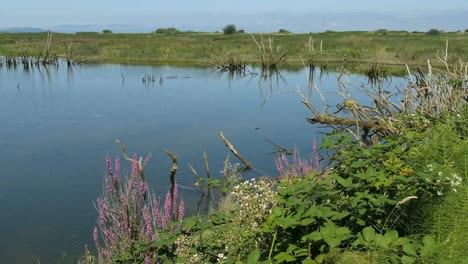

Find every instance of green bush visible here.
[154,27,180,34]
[223,24,237,35]
[426,29,443,35]
[278,29,291,34]
[102,29,112,34]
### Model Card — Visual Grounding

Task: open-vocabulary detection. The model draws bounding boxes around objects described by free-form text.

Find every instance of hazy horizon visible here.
[1,0,467,33]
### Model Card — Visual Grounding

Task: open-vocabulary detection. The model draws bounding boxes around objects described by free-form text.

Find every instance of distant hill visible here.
[0,27,46,33]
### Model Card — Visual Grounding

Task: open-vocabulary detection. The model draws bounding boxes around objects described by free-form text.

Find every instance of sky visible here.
[1,0,467,32]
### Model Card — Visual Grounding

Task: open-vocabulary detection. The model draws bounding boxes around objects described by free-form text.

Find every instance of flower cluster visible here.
[228,177,277,227]
[275,146,321,180]
[85,153,185,264]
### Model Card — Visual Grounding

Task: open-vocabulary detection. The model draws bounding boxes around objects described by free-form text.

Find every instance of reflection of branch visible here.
[219,130,254,170]
[264,138,294,155]
[203,152,212,196]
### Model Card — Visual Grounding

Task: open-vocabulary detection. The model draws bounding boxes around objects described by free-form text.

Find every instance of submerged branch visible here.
[218,130,254,170]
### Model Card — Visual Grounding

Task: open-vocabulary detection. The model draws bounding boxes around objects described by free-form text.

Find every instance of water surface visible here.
[0,63,404,263]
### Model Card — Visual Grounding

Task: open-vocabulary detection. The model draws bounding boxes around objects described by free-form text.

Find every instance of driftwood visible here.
[164,149,178,190]
[189,163,205,196]
[218,130,254,169]
[306,114,382,131]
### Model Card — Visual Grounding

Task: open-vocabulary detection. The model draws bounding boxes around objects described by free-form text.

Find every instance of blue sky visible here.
[1,0,467,32]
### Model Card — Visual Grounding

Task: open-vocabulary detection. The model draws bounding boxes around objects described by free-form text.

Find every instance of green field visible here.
[0,31,467,66]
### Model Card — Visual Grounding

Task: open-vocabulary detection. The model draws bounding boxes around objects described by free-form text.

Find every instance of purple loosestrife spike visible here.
[115,158,121,177]
[275,157,284,177]
[152,197,162,228]
[143,206,152,239]
[172,183,178,218]
[313,138,319,170]
[298,158,304,176]
[131,153,139,177]
[178,199,185,221]
[144,255,151,264]
[93,226,103,264]
[162,191,172,230]
[282,153,289,167]
[139,181,147,197]
[105,178,113,195]
[143,153,152,167]
[97,197,105,226]
[303,160,310,177]
[106,153,114,177]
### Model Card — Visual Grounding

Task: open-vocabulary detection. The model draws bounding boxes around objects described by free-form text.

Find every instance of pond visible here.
[0,63,404,263]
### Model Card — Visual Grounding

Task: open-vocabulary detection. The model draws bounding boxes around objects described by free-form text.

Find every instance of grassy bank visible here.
[0,31,467,66]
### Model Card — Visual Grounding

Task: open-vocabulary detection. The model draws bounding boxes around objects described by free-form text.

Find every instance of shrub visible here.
[465,29,468,33]
[278,28,291,34]
[102,29,112,34]
[154,27,180,34]
[375,29,388,35]
[426,29,443,35]
[237,29,245,34]
[223,24,237,35]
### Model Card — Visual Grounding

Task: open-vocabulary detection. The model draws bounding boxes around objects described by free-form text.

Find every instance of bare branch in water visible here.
[218,130,254,170]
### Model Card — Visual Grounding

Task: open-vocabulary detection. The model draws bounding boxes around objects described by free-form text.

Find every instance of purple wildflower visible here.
[143,206,152,239]
[139,181,148,197]
[143,153,152,167]
[131,153,139,177]
[281,153,290,167]
[106,153,113,177]
[172,184,178,219]
[144,255,151,264]
[152,197,162,228]
[115,158,121,177]
[162,191,171,230]
[105,177,113,195]
[93,226,102,264]
[313,138,319,170]
[275,157,284,177]
[97,197,105,226]
[178,199,185,221]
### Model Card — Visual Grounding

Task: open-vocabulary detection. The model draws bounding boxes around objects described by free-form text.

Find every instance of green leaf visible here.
[384,230,399,244]
[336,176,353,187]
[362,226,376,242]
[306,231,322,241]
[299,218,316,226]
[402,242,417,257]
[274,252,297,263]
[401,256,416,264]
[182,216,198,230]
[375,234,390,249]
[302,258,317,264]
[247,248,260,264]
[420,235,436,256]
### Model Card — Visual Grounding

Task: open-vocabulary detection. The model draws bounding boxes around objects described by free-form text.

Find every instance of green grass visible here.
[0,31,467,66]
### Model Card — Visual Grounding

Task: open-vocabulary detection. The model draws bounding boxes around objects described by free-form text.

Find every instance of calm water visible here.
[0,63,403,263]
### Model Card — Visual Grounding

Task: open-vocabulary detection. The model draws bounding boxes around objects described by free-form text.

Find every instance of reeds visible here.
[251,34,287,74]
